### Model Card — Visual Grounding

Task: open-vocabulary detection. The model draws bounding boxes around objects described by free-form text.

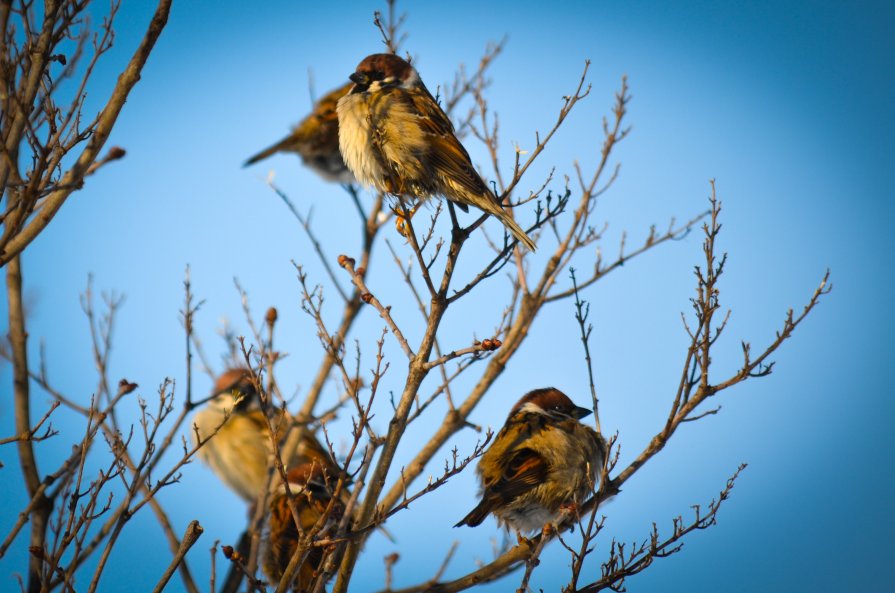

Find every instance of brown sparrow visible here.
[263,462,344,592]
[245,82,356,184]
[455,388,607,532]
[337,53,537,251]
[192,368,336,503]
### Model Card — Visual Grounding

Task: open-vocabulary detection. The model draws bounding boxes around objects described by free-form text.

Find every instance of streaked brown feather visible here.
[495,448,549,498]
[406,85,455,137]
[264,464,345,592]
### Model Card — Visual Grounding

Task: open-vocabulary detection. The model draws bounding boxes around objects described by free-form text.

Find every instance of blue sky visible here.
[1,1,893,591]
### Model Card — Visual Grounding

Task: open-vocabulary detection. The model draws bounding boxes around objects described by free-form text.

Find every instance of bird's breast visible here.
[337,92,383,188]
[337,89,437,198]
[193,409,271,502]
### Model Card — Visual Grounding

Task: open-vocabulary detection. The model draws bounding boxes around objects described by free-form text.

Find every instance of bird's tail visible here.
[454,500,492,528]
[473,197,537,251]
[243,135,298,167]
[494,209,537,252]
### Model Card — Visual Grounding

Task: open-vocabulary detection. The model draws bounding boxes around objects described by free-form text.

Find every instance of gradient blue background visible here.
[1,1,892,591]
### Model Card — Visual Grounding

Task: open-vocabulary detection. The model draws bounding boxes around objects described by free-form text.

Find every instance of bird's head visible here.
[209,368,259,411]
[509,388,593,422]
[347,53,420,94]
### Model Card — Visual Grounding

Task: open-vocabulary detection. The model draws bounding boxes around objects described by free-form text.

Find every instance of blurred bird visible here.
[455,387,607,532]
[244,82,355,184]
[264,462,345,592]
[337,53,537,251]
[192,368,337,503]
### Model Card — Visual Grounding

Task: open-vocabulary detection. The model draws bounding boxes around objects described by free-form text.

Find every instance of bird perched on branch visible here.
[192,368,337,503]
[337,53,536,251]
[264,462,345,592]
[455,387,607,532]
[244,82,355,184]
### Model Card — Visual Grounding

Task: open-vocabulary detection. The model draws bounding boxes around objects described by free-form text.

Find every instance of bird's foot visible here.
[559,501,580,518]
[392,204,418,238]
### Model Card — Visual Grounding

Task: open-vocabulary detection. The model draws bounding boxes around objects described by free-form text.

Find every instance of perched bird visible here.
[245,82,355,184]
[264,462,345,592]
[192,368,336,503]
[337,53,537,251]
[455,388,607,532]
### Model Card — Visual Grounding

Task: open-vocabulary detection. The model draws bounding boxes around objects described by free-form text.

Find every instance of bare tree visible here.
[0,2,830,593]
[1,1,175,592]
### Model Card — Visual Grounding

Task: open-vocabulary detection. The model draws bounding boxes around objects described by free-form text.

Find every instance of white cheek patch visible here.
[519,402,547,415]
[279,483,311,497]
[209,394,238,412]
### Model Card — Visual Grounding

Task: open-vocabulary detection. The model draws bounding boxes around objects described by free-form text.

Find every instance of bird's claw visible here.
[392,204,418,238]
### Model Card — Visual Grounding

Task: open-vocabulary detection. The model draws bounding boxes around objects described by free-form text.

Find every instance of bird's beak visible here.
[349,72,368,85]
[573,405,593,419]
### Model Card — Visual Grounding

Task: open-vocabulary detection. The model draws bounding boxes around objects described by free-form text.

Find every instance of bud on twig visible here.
[265,306,278,326]
[118,379,138,395]
[86,146,127,175]
[105,146,127,161]
[337,254,355,269]
[479,338,502,352]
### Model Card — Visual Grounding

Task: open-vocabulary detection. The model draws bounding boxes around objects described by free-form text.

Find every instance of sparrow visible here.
[192,368,337,503]
[263,462,345,592]
[336,53,537,251]
[455,387,607,532]
[245,82,356,184]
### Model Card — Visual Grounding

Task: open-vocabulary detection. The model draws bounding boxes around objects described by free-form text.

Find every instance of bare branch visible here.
[150,520,204,593]
[338,254,414,359]
[578,465,747,592]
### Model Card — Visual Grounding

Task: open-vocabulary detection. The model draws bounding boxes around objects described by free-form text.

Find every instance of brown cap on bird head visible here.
[509,387,593,420]
[212,368,257,400]
[348,53,416,92]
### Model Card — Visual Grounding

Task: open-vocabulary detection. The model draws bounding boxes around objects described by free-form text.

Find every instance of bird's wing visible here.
[407,85,455,135]
[487,447,549,502]
[242,408,272,432]
[294,431,336,466]
[405,89,497,210]
[456,447,546,527]
[429,134,492,209]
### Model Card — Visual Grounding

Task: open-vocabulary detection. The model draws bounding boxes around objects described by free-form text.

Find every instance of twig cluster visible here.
[0,0,172,266]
